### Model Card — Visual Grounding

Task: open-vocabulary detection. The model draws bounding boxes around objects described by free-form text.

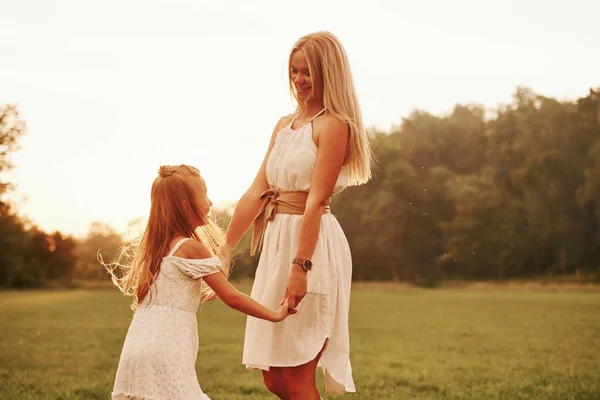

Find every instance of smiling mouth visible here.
[296,87,311,94]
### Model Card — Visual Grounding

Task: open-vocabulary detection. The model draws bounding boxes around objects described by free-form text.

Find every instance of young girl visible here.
[104,164,295,400]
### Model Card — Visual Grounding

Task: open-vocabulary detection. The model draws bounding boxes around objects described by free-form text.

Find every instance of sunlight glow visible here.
[1,0,598,237]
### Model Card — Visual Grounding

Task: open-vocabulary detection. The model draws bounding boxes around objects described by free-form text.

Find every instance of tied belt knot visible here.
[250,189,330,256]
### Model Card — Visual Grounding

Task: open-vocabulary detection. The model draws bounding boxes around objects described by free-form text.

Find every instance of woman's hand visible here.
[283,265,308,310]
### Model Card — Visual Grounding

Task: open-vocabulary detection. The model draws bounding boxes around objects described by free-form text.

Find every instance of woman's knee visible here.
[263,370,287,397]
[281,367,314,393]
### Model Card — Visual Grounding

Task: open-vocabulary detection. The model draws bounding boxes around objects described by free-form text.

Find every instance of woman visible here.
[226,31,373,399]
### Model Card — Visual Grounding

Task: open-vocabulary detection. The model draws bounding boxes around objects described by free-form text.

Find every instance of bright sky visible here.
[1,0,598,238]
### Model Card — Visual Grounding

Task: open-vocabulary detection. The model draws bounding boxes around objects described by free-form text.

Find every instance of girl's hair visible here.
[288,31,374,186]
[102,165,230,310]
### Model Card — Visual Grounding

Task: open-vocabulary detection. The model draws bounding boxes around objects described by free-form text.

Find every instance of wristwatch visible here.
[292,257,313,272]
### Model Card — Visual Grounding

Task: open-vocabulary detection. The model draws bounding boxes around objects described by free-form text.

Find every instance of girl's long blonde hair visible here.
[102,165,230,309]
[288,31,374,186]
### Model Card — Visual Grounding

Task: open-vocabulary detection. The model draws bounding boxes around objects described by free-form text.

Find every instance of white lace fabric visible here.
[111,241,220,400]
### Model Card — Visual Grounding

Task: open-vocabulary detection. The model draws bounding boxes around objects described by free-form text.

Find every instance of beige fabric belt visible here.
[250,189,330,256]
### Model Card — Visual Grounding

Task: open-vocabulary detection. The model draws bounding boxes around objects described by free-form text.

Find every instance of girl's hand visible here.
[275,299,297,321]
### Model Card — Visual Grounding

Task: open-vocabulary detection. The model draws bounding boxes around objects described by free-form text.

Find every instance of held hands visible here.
[282,264,308,311]
[275,299,298,321]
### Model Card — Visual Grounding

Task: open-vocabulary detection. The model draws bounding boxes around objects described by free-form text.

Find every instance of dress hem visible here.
[112,391,210,400]
[112,391,158,400]
[243,336,356,394]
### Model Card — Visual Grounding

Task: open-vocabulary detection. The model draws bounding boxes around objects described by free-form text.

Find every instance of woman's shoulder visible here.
[316,111,347,128]
[313,112,349,138]
[276,114,295,130]
[268,114,295,141]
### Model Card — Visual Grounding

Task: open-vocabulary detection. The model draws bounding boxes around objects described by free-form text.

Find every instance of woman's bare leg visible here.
[262,367,289,399]
[280,340,328,400]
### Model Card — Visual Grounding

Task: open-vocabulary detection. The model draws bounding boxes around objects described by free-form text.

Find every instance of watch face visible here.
[304,259,313,269]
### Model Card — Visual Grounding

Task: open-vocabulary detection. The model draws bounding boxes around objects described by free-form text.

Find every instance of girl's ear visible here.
[182,199,193,216]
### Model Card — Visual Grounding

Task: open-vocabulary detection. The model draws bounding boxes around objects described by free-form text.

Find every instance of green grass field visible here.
[1,283,599,400]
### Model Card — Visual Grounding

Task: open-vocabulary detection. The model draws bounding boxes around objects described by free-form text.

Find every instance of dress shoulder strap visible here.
[168,238,190,257]
[309,108,326,123]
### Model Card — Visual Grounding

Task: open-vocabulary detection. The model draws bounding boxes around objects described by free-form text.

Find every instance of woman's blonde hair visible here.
[288,31,374,186]
[102,165,230,309]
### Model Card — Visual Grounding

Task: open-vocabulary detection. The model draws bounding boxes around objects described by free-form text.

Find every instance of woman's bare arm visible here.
[285,115,349,309]
[225,116,292,250]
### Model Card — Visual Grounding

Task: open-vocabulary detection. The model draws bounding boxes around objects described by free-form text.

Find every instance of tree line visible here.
[1,87,598,288]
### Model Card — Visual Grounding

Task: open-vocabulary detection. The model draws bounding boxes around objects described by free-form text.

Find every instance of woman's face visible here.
[290,50,320,103]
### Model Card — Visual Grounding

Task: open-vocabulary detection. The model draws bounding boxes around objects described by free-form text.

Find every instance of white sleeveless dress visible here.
[243,110,356,394]
[112,238,222,400]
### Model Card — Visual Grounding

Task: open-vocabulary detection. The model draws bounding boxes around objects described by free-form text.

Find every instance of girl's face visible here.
[290,50,321,103]
[190,177,212,225]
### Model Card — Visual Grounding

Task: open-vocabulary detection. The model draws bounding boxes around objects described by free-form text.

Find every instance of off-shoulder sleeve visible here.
[170,257,222,279]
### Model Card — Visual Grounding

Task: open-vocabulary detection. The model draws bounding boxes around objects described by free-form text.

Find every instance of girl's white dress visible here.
[112,238,221,400]
[242,112,356,394]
